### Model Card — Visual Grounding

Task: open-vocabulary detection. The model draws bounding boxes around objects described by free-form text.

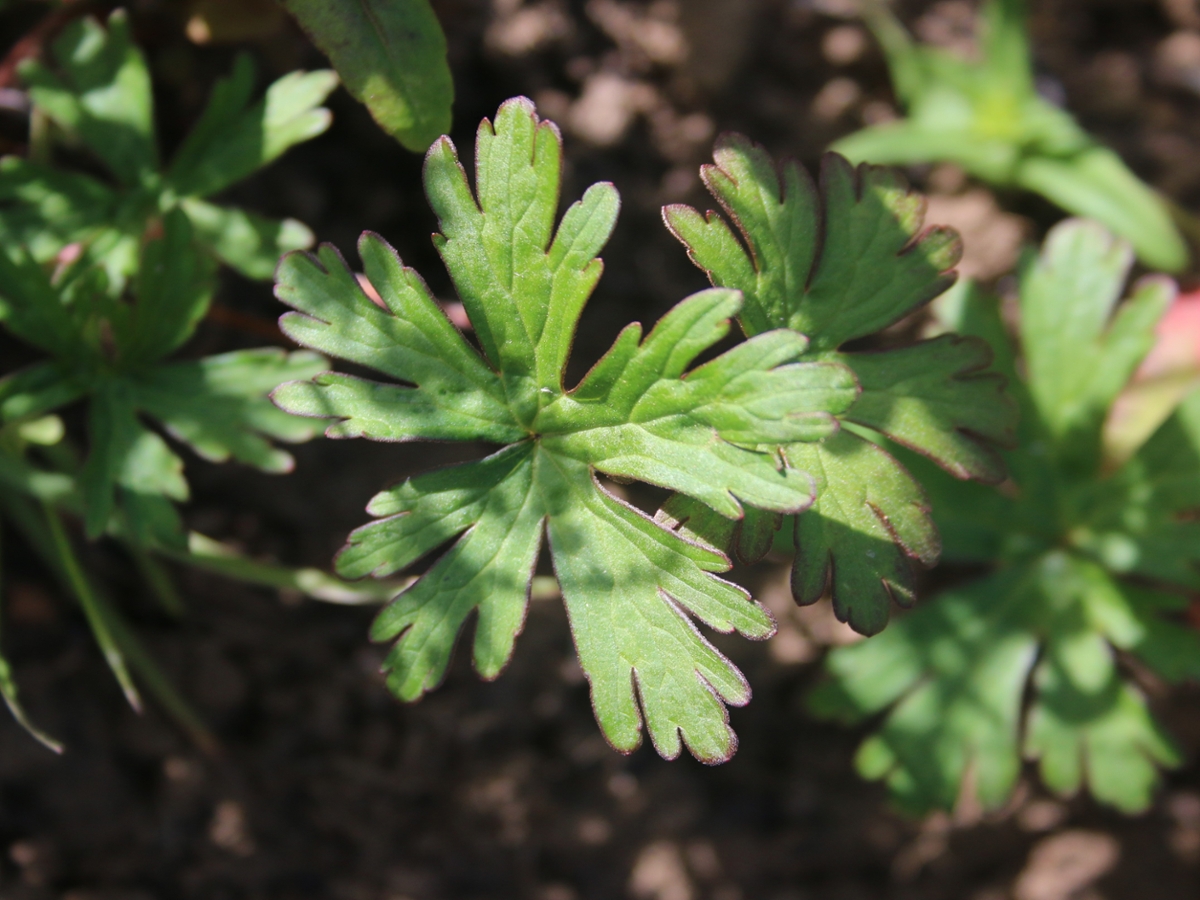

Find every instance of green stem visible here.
[42,501,143,712]
[0,523,64,753]
[163,532,405,605]
[0,496,215,750]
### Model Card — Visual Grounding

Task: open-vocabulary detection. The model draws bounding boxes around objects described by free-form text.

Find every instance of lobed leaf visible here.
[0,247,84,361]
[9,12,329,284]
[546,455,771,763]
[810,567,1039,814]
[665,137,960,351]
[814,224,1198,813]
[180,198,314,281]
[425,98,620,414]
[1073,389,1200,589]
[81,381,188,539]
[273,98,855,760]
[132,349,326,472]
[836,0,1188,271]
[0,363,83,425]
[119,209,215,364]
[787,431,938,635]
[841,335,1014,482]
[274,234,523,444]
[665,134,1013,633]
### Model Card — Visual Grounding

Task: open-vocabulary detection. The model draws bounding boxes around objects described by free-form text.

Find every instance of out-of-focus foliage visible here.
[0,9,398,752]
[0,210,324,544]
[834,0,1189,272]
[1,8,336,284]
[811,219,1200,815]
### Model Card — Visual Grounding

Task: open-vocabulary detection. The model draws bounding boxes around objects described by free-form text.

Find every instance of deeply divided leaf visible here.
[0,211,326,542]
[664,135,1014,633]
[273,98,859,761]
[812,220,1200,813]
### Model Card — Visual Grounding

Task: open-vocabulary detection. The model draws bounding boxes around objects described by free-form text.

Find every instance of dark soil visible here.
[1,1,1199,898]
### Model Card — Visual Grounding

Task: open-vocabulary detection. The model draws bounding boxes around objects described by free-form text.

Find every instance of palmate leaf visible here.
[272,97,859,761]
[809,567,1038,814]
[0,211,325,543]
[4,9,334,282]
[812,220,1199,814]
[813,553,1191,815]
[662,135,1015,633]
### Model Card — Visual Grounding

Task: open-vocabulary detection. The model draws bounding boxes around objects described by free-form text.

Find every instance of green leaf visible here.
[665,134,1013,631]
[119,208,215,364]
[787,430,938,635]
[1026,630,1179,813]
[0,215,320,542]
[0,363,83,424]
[11,19,330,283]
[837,0,1189,271]
[979,0,1036,98]
[19,9,157,187]
[813,224,1197,814]
[274,98,857,760]
[1074,389,1200,589]
[545,454,772,762]
[1023,555,1182,813]
[841,336,1014,482]
[831,122,1019,185]
[81,381,188,539]
[536,295,857,517]
[665,138,961,350]
[0,245,84,359]
[0,158,116,262]
[0,437,75,506]
[1016,146,1188,275]
[132,348,326,471]
[422,103,619,404]
[813,553,1185,814]
[274,235,524,444]
[1019,219,1174,472]
[166,56,337,199]
[280,0,453,152]
[809,566,1039,814]
[180,198,314,281]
